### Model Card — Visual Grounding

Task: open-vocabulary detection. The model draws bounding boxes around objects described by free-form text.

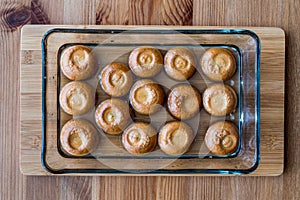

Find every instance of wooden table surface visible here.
[0,0,299,199]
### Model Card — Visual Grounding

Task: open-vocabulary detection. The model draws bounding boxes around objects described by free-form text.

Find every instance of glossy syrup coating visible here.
[95,98,131,135]
[202,84,237,116]
[128,46,163,78]
[100,62,133,97]
[122,122,157,155]
[164,47,196,81]
[60,119,99,156]
[60,45,96,80]
[59,81,94,115]
[158,121,194,155]
[201,48,236,81]
[204,121,239,155]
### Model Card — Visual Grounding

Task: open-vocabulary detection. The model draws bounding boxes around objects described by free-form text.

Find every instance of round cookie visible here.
[201,48,236,81]
[164,47,196,81]
[60,45,96,80]
[129,79,165,115]
[167,84,201,120]
[60,119,99,156]
[122,122,157,155]
[59,81,94,115]
[204,121,239,155]
[158,121,194,155]
[128,46,163,78]
[100,62,133,97]
[95,98,131,135]
[202,84,237,116]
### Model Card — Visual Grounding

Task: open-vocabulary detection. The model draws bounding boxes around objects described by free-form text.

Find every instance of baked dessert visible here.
[60,45,95,80]
[204,121,239,155]
[158,121,194,155]
[201,48,236,81]
[167,84,201,120]
[202,84,237,116]
[60,119,99,156]
[95,98,131,135]
[100,62,133,97]
[59,81,94,115]
[128,46,163,78]
[122,122,157,155]
[164,47,196,81]
[129,79,165,115]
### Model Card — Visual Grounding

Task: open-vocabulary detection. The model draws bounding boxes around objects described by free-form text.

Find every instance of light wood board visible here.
[20,25,285,176]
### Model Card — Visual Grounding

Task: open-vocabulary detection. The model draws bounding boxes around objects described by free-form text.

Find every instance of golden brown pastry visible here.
[59,81,94,115]
[122,122,157,155]
[60,45,95,80]
[202,84,237,116]
[95,98,131,135]
[204,121,239,155]
[129,79,165,115]
[201,48,236,81]
[158,121,194,155]
[164,47,196,81]
[100,62,133,97]
[128,46,163,78]
[167,84,201,120]
[60,119,99,156]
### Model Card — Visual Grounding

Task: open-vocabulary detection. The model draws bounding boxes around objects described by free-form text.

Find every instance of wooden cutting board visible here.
[20,25,285,176]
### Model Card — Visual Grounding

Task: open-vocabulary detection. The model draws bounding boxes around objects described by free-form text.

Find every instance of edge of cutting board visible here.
[20,25,285,176]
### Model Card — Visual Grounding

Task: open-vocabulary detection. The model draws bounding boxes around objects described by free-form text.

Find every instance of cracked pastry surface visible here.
[100,62,133,97]
[203,84,237,116]
[204,121,239,155]
[128,46,163,78]
[167,84,201,120]
[95,98,131,135]
[60,45,95,80]
[201,48,236,81]
[60,119,99,156]
[129,79,165,115]
[158,121,194,155]
[164,47,196,81]
[122,122,157,155]
[59,81,94,115]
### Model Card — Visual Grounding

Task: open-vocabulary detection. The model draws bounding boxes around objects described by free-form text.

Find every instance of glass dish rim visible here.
[41,28,261,175]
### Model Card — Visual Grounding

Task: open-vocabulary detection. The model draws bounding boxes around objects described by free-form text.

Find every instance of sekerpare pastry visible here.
[100,62,133,97]
[60,119,99,156]
[95,98,131,135]
[204,121,239,155]
[158,121,194,155]
[164,47,196,81]
[201,48,236,81]
[122,122,157,155]
[128,46,163,78]
[59,81,94,116]
[60,45,96,80]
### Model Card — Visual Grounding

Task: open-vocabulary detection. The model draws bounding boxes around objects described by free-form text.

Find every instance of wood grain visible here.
[0,1,30,199]
[0,0,299,199]
[31,0,50,24]
[0,2,31,31]
[96,0,193,25]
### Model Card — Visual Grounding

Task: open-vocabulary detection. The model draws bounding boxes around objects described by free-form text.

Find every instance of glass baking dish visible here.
[42,28,260,174]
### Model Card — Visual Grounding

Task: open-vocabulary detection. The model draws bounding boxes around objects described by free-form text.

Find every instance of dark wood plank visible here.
[96,0,193,25]
[26,177,58,200]
[0,1,31,199]
[282,0,300,199]
[58,177,93,200]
